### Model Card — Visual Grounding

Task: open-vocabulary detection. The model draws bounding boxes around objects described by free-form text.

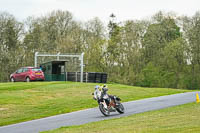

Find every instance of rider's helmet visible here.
[95,85,99,90]
[102,84,108,93]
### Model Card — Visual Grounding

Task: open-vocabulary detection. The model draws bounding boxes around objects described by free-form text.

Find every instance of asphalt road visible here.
[0,92,198,133]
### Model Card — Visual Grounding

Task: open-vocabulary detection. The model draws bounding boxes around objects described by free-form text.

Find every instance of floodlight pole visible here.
[35,52,38,67]
[57,52,60,60]
[80,52,84,83]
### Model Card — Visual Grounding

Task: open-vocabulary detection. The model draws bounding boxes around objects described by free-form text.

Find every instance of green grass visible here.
[0,82,190,126]
[43,102,200,133]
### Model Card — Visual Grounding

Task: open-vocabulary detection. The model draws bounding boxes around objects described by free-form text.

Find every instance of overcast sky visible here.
[0,0,199,23]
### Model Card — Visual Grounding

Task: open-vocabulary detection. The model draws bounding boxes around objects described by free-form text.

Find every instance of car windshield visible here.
[31,68,41,72]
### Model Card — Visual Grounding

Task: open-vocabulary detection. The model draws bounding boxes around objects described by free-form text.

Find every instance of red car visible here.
[10,67,45,82]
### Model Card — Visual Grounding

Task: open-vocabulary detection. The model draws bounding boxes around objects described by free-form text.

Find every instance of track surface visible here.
[0,92,198,133]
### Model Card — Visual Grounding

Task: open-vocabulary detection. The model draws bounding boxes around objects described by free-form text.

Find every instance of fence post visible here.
[86,72,88,83]
[75,72,77,82]
[65,72,67,82]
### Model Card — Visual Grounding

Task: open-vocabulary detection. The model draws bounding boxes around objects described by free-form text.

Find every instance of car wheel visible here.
[26,77,30,82]
[11,77,15,82]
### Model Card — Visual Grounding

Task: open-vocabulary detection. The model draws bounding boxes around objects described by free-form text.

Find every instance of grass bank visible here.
[43,102,200,133]
[0,82,190,126]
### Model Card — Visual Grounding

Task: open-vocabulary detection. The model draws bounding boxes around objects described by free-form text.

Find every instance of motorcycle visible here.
[92,85,125,116]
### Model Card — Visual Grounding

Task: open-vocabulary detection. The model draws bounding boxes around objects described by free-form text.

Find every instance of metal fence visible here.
[44,74,66,81]
[44,72,107,83]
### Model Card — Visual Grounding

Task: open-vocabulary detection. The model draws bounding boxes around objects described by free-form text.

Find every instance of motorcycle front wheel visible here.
[99,104,110,116]
[116,103,125,114]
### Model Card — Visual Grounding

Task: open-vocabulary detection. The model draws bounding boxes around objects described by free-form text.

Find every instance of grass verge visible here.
[43,102,200,133]
[0,82,190,126]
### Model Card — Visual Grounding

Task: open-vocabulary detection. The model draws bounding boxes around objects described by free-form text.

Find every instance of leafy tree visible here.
[83,18,106,72]
[162,37,188,88]
[105,14,123,82]
[181,12,200,89]
[0,12,24,81]
[142,13,181,64]
[118,20,148,84]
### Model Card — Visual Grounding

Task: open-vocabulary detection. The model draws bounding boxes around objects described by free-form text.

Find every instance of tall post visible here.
[35,52,38,67]
[80,53,84,82]
[57,52,60,61]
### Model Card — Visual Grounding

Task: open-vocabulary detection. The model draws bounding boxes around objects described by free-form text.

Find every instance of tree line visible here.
[0,10,200,89]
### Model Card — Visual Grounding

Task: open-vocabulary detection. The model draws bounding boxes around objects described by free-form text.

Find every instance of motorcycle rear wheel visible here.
[116,103,124,114]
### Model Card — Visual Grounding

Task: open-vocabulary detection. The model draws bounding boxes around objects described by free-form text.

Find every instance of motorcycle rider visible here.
[100,85,115,107]
[93,84,124,116]
[93,85,101,103]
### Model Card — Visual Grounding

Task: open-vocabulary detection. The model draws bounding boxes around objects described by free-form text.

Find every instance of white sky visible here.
[0,0,199,23]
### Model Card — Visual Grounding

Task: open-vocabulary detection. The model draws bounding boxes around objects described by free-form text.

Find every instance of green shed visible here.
[40,60,68,81]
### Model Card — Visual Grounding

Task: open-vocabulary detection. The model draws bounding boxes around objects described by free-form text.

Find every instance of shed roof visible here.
[41,60,68,65]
